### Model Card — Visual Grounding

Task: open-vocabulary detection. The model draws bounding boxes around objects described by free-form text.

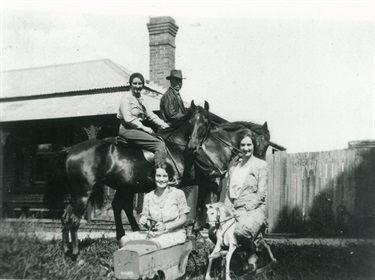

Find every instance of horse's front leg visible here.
[225,244,237,280]
[123,192,140,231]
[262,239,277,263]
[195,182,210,230]
[112,191,125,240]
[205,255,215,280]
[205,239,222,280]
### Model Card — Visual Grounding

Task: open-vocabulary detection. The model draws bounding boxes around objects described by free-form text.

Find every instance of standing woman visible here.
[224,131,269,266]
[118,73,169,165]
[119,162,190,248]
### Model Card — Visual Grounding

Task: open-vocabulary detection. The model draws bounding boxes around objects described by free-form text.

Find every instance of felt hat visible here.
[166,69,185,80]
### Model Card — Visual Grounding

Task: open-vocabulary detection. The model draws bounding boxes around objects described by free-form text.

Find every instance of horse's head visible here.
[206,202,233,227]
[252,122,270,160]
[187,100,211,153]
[232,121,270,160]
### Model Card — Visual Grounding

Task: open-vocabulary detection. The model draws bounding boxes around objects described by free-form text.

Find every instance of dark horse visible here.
[56,100,270,256]
[113,105,271,233]
[59,101,209,256]
[185,111,270,229]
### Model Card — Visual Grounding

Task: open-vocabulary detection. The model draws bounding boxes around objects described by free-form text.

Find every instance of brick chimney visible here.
[147,16,179,90]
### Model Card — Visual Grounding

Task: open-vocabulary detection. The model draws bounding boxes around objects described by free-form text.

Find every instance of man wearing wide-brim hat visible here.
[160,69,188,126]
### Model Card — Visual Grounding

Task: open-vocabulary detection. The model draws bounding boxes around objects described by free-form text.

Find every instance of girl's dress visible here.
[120,186,190,248]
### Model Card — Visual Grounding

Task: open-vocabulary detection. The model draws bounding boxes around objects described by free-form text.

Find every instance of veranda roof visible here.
[0,91,161,122]
[0,59,163,122]
[1,59,134,99]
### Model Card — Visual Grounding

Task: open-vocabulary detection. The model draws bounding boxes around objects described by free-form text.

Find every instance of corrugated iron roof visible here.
[0,59,286,149]
[1,59,133,99]
[0,91,161,122]
[0,58,168,122]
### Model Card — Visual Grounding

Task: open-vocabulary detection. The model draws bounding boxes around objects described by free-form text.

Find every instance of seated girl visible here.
[119,162,190,248]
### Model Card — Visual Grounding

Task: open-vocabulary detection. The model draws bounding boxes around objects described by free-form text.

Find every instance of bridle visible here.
[195,124,243,176]
[210,207,236,247]
[199,121,211,147]
[211,207,236,228]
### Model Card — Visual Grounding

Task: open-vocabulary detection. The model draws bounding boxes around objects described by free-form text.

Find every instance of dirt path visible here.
[26,229,375,247]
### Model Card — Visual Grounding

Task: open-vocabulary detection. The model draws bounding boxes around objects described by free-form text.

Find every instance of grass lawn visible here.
[1,222,374,280]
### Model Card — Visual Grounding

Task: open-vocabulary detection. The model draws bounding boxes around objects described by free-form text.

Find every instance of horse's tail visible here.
[44,147,70,211]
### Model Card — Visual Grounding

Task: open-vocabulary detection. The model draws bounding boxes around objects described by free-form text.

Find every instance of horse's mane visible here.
[216,122,247,132]
[210,125,250,146]
[158,105,210,140]
[217,121,270,140]
[157,104,197,134]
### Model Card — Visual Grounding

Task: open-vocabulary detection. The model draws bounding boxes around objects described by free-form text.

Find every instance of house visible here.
[0,16,285,218]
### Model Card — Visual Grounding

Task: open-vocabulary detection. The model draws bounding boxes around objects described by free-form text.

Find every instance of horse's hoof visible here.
[63,250,71,256]
[63,247,71,256]
[71,250,80,260]
[71,253,79,261]
[116,234,125,242]
[271,258,277,263]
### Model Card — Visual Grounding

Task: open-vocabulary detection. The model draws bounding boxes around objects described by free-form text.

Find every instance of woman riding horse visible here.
[118,72,169,166]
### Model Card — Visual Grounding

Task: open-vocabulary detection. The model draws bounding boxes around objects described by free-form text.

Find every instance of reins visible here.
[214,207,236,228]
[162,136,187,148]
[200,121,211,147]
[196,129,242,176]
[209,133,242,155]
[200,146,226,176]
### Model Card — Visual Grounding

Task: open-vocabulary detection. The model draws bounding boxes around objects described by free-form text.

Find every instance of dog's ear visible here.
[206,204,213,209]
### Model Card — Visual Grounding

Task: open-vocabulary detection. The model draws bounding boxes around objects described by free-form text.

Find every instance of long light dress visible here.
[224,155,269,240]
[119,186,190,248]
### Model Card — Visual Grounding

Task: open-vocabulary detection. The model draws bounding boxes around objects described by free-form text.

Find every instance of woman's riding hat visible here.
[166,69,185,80]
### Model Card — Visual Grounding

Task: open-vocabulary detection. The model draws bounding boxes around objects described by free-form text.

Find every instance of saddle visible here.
[104,136,155,164]
[103,137,184,180]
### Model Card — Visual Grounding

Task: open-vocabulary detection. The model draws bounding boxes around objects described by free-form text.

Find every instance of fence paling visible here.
[266,147,375,237]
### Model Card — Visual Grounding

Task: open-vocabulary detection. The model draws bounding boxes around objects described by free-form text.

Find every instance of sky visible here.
[1,1,374,153]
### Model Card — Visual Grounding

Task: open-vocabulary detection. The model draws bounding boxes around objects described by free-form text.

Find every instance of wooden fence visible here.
[3,143,374,238]
[266,147,375,237]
